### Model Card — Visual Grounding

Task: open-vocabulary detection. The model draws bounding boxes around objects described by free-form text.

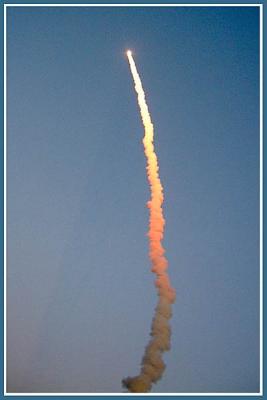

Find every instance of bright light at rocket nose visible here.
[126,50,132,57]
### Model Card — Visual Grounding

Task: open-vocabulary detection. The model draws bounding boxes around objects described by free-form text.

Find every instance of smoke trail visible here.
[122,51,176,393]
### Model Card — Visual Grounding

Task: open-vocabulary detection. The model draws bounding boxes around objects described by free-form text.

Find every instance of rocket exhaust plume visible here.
[122,51,176,393]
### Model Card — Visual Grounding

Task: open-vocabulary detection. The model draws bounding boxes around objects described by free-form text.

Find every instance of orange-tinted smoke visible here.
[122,52,175,393]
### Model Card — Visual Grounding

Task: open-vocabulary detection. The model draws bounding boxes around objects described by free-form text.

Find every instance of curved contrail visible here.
[122,51,176,393]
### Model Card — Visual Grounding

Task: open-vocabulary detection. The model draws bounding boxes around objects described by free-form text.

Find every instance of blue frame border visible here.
[1,2,264,399]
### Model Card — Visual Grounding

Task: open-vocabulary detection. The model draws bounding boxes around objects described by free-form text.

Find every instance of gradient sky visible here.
[7,6,260,393]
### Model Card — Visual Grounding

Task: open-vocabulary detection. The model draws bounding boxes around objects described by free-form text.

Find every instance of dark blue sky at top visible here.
[7,6,260,393]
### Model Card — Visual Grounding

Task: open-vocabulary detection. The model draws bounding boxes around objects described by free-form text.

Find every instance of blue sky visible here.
[7,6,260,393]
